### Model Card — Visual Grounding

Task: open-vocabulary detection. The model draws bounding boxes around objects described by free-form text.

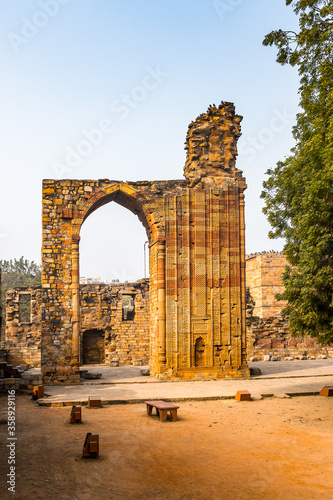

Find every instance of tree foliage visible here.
[261,0,333,344]
[0,257,41,324]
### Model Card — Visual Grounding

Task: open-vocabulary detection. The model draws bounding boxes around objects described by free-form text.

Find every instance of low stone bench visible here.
[145,400,179,422]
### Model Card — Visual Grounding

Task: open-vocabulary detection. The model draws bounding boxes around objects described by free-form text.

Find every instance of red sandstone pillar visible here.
[157,238,166,365]
[71,235,80,366]
[239,191,248,367]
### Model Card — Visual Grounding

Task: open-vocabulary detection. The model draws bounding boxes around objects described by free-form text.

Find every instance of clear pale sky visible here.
[0,0,300,281]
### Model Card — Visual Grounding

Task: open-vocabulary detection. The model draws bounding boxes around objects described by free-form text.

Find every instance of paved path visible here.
[37,359,333,406]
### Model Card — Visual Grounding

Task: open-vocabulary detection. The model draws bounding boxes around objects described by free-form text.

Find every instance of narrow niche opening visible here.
[122,294,135,321]
[19,294,31,323]
[195,336,206,367]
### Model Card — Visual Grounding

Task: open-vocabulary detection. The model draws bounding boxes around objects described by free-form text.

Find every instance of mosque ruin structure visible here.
[2,251,331,375]
[1,102,330,384]
[37,102,249,383]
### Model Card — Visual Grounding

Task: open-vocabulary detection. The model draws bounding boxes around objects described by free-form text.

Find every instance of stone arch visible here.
[41,179,168,383]
[68,183,164,375]
[73,183,159,243]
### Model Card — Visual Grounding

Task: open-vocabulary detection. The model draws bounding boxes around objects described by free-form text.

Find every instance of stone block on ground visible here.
[249,367,261,376]
[140,369,150,376]
[319,386,333,397]
[88,396,102,408]
[235,390,251,401]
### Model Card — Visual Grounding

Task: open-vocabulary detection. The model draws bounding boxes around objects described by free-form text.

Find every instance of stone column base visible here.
[151,365,250,380]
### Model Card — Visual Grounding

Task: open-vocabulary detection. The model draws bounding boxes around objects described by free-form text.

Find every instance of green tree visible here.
[0,257,41,325]
[261,0,333,344]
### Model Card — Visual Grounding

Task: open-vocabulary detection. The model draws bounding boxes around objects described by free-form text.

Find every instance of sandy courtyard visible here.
[0,394,333,500]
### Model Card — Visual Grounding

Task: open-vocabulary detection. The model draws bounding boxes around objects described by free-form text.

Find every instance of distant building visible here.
[79,277,101,285]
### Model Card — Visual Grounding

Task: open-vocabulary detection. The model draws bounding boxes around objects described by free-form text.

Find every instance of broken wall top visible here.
[184,101,244,187]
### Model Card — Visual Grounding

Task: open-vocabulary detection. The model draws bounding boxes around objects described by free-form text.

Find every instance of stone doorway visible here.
[82,329,105,364]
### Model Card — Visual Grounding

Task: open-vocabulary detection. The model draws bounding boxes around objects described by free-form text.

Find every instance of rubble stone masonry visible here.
[246,252,333,360]
[2,253,332,369]
[3,104,331,380]
[3,286,42,368]
[80,280,150,366]
[2,281,149,369]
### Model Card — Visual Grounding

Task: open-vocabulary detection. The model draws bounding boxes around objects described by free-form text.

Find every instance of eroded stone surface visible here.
[184,102,242,187]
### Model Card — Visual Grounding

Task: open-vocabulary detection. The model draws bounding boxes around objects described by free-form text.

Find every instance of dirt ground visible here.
[0,394,333,500]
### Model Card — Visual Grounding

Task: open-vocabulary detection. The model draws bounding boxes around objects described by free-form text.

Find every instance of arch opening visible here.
[82,188,151,236]
[80,199,148,283]
[78,194,151,368]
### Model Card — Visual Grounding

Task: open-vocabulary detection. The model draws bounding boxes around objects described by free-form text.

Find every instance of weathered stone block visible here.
[319,386,333,397]
[235,390,251,401]
[88,396,102,408]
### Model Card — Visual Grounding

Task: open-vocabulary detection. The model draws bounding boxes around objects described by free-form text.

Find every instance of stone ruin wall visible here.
[246,252,333,360]
[2,254,333,369]
[1,281,150,369]
[2,250,332,369]
[5,102,331,379]
[80,280,150,366]
[3,287,42,369]
[245,251,288,318]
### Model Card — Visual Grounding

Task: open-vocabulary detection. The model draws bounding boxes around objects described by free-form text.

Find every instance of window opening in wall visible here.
[19,294,31,323]
[122,295,135,321]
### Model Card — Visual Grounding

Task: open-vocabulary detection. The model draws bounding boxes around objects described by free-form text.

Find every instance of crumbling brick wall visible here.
[2,286,42,368]
[245,253,333,359]
[2,281,150,369]
[3,274,332,368]
[246,307,333,359]
[80,280,150,366]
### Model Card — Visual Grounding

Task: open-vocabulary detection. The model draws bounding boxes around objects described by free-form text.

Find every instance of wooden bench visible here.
[145,400,179,422]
